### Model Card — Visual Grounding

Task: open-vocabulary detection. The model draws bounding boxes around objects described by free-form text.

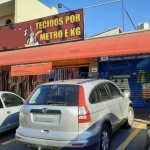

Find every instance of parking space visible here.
[111,122,147,150]
[0,127,27,150]
[0,122,147,150]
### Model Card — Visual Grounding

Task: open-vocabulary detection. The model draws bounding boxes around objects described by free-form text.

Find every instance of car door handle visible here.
[104,104,108,107]
[7,111,11,114]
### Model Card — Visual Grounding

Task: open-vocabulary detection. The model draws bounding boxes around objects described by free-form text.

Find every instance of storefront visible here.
[0,7,150,105]
[0,64,53,99]
[0,57,98,99]
[0,8,90,99]
[99,54,150,109]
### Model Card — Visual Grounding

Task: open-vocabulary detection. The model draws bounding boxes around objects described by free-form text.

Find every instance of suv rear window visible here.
[25,84,79,106]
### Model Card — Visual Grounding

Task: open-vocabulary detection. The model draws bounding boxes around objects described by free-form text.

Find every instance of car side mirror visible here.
[123,91,130,98]
[147,124,150,130]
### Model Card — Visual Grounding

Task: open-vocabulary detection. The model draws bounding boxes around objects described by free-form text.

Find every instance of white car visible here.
[143,124,150,150]
[16,79,134,150]
[0,91,25,133]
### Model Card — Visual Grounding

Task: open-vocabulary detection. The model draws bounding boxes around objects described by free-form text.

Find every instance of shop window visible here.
[5,19,12,25]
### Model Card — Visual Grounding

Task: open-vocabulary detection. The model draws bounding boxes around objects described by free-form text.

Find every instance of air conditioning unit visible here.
[137,22,149,30]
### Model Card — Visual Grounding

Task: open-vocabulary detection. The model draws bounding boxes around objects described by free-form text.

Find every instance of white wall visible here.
[0,0,15,18]
[15,0,58,23]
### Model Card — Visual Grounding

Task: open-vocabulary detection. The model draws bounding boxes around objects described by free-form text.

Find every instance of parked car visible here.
[0,91,25,133]
[16,79,134,150]
[143,124,150,150]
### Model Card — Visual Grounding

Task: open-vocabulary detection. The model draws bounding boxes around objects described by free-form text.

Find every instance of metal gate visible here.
[99,59,150,108]
[53,68,75,81]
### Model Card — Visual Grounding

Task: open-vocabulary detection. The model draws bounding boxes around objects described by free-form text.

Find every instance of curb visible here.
[134,119,149,124]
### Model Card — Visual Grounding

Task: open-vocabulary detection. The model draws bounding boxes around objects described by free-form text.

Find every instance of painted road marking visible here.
[1,139,15,145]
[116,123,146,150]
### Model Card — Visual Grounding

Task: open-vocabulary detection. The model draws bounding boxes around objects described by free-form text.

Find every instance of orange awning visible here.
[0,30,150,66]
[11,62,52,76]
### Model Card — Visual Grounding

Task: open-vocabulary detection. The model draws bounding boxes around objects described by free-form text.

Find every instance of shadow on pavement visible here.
[134,109,150,121]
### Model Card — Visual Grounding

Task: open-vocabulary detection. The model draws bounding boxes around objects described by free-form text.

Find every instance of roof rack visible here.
[77,79,97,84]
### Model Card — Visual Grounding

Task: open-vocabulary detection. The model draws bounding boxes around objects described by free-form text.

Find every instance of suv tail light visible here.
[19,111,23,120]
[78,85,91,123]
[19,107,24,120]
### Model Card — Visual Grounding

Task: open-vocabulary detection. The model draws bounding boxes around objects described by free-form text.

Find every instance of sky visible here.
[41,0,150,37]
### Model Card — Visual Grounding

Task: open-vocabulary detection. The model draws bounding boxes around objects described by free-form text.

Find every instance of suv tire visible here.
[124,106,134,128]
[100,124,110,150]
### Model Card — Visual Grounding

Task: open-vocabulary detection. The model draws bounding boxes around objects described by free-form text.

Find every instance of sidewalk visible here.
[134,109,150,124]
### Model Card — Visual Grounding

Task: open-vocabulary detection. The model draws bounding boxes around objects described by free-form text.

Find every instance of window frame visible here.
[0,99,4,109]
[1,93,23,108]
[97,83,110,102]
[105,82,123,99]
[89,86,101,104]
[89,82,112,104]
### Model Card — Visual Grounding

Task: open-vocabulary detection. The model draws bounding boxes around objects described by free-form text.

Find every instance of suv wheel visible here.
[124,106,134,128]
[100,124,110,150]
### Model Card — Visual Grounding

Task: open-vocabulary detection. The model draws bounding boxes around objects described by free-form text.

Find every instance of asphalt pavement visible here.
[0,122,148,150]
[134,109,150,122]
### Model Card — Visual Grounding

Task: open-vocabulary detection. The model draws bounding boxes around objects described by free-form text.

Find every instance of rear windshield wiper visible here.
[45,101,67,105]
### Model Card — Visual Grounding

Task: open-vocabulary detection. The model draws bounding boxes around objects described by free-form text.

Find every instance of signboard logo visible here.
[24,25,40,47]
[42,108,48,113]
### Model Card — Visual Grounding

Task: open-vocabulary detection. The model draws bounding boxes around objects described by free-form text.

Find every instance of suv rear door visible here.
[98,83,123,127]
[105,82,124,124]
[20,84,79,141]
[96,84,114,125]
[107,82,129,118]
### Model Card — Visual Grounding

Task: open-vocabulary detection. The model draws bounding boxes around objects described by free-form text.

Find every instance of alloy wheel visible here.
[101,130,109,150]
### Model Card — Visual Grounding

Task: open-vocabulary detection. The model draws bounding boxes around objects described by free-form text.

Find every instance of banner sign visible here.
[0,9,84,51]
[11,62,52,76]
[98,53,150,62]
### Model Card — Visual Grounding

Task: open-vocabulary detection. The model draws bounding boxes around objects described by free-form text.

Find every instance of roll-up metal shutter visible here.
[100,59,150,109]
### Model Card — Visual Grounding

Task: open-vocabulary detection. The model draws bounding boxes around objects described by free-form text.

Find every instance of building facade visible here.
[0,0,58,26]
[0,0,58,96]
[0,8,96,99]
[0,2,150,111]
[1,27,150,110]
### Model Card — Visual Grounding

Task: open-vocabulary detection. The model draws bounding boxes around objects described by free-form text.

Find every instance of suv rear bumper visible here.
[15,124,100,150]
[16,133,98,150]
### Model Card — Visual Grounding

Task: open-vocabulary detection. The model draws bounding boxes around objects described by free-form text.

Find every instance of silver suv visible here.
[16,79,134,150]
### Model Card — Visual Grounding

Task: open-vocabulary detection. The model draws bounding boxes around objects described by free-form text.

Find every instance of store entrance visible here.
[79,66,89,78]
